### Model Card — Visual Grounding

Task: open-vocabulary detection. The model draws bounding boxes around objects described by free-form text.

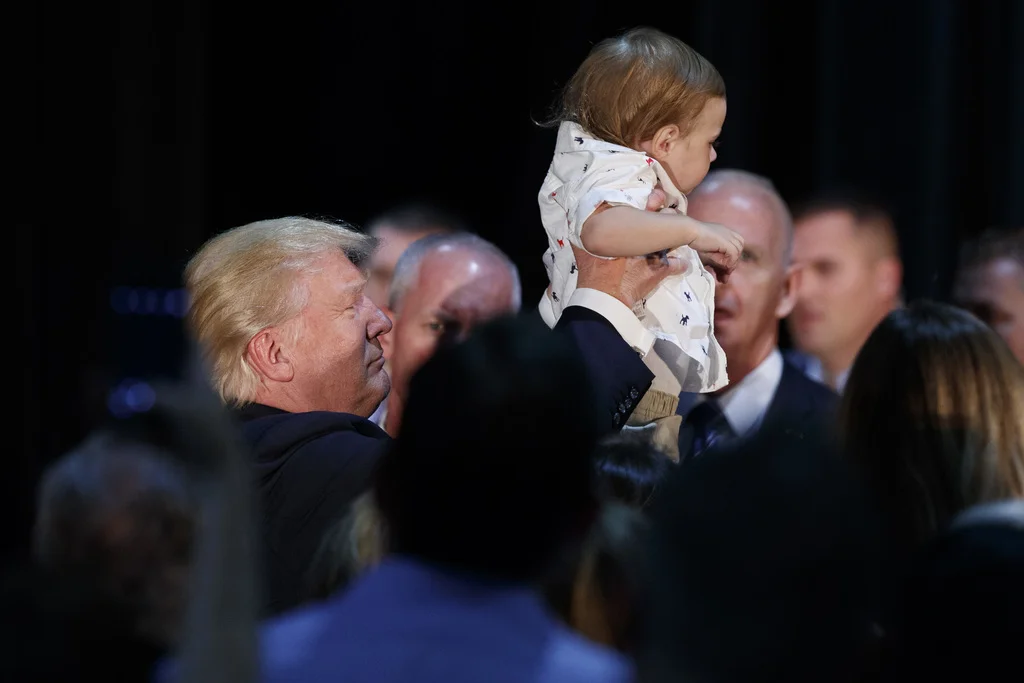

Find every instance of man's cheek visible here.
[410,336,440,375]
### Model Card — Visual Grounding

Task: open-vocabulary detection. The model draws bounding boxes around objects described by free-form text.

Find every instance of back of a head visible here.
[375,315,603,582]
[887,501,1024,682]
[593,430,672,509]
[840,301,1024,552]
[556,26,725,147]
[33,430,197,648]
[638,424,880,683]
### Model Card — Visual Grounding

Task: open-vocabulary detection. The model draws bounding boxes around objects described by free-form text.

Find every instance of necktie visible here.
[682,400,733,461]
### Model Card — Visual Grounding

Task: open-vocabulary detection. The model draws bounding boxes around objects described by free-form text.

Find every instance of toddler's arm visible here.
[581,204,704,256]
[582,203,745,277]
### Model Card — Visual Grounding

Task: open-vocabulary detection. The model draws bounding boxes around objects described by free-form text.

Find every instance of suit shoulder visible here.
[783,362,839,406]
[244,410,387,485]
[762,361,839,428]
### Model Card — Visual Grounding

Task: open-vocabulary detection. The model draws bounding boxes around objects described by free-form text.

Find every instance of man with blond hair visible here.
[185,207,684,614]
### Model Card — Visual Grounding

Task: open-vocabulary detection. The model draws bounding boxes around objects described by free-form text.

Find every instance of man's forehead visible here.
[794,212,863,255]
[411,251,512,307]
[419,246,504,277]
[963,258,1024,293]
[692,187,780,245]
[314,261,367,296]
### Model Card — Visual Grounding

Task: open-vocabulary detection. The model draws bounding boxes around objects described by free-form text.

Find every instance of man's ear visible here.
[876,258,903,301]
[775,264,803,319]
[638,124,682,161]
[380,306,396,360]
[245,328,294,383]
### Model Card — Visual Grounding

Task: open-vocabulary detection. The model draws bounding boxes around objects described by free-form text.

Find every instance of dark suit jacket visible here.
[238,304,654,615]
[761,359,840,431]
[678,359,839,461]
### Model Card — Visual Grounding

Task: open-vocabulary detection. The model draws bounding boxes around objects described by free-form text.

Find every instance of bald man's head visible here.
[691,169,794,267]
[379,233,522,435]
[688,170,799,383]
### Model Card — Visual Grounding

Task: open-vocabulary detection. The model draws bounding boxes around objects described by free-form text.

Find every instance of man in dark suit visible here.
[677,171,838,461]
[184,215,683,615]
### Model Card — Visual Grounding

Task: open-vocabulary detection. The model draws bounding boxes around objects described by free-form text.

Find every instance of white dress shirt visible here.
[799,354,849,394]
[679,348,785,438]
[368,397,387,428]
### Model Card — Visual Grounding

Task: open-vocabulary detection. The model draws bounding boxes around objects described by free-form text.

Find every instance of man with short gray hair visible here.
[378,232,521,435]
[677,170,838,461]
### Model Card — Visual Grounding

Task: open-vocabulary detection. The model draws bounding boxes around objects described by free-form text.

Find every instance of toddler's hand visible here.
[688,220,744,284]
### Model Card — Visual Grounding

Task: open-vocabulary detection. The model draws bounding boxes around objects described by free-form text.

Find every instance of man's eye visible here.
[741,250,755,263]
[427,321,446,333]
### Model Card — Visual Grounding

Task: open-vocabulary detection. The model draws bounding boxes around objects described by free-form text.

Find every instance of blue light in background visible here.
[110,287,188,317]
[107,378,157,418]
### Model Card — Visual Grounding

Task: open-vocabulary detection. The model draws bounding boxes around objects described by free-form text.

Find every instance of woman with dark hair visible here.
[840,300,1024,558]
[544,432,671,653]
[593,430,672,509]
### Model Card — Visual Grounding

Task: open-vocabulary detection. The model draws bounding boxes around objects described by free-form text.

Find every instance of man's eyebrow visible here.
[341,277,368,292]
[430,308,458,321]
[336,278,368,300]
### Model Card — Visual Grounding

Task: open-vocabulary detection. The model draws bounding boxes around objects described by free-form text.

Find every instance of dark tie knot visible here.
[683,400,733,460]
[686,400,729,430]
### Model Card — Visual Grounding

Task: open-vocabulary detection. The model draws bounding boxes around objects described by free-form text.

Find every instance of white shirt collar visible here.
[369,396,388,428]
[715,348,785,436]
[802,355,849,393]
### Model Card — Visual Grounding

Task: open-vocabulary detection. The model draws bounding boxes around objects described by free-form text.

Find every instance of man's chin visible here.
[713,323,739,349]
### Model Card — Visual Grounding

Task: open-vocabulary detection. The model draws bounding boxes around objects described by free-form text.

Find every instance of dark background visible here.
[13,0,1023,559]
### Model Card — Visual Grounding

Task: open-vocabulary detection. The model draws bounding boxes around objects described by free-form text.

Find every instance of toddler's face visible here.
[660,97,726,194]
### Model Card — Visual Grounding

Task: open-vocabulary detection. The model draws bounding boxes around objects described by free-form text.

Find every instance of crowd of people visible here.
[5,25,1023,683]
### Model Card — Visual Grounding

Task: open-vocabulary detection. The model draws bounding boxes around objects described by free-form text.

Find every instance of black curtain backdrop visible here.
[14,0,1023,559]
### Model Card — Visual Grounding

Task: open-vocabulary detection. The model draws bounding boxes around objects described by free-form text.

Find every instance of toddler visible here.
[538,27,743,456]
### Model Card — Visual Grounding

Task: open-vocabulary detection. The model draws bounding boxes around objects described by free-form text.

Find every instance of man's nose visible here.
[715,277,733,300]
[369,303,393,337]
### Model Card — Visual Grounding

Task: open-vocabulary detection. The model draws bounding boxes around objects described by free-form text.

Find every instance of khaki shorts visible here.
[624,389,682,461]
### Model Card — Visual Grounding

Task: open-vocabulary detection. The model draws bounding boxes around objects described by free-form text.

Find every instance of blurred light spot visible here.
[107,379,156,418]
[126,289,140,313]
[143,289,160,314]
[125,381,156,411]
[163,289,187,317]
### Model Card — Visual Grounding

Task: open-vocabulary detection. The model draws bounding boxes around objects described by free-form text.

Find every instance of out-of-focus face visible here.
[687,182,792,377]
[365,225,445,308]
[788,210,894,361]
[955,257,1024,365]
[277,251,393,417]
[382,247,519,405]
